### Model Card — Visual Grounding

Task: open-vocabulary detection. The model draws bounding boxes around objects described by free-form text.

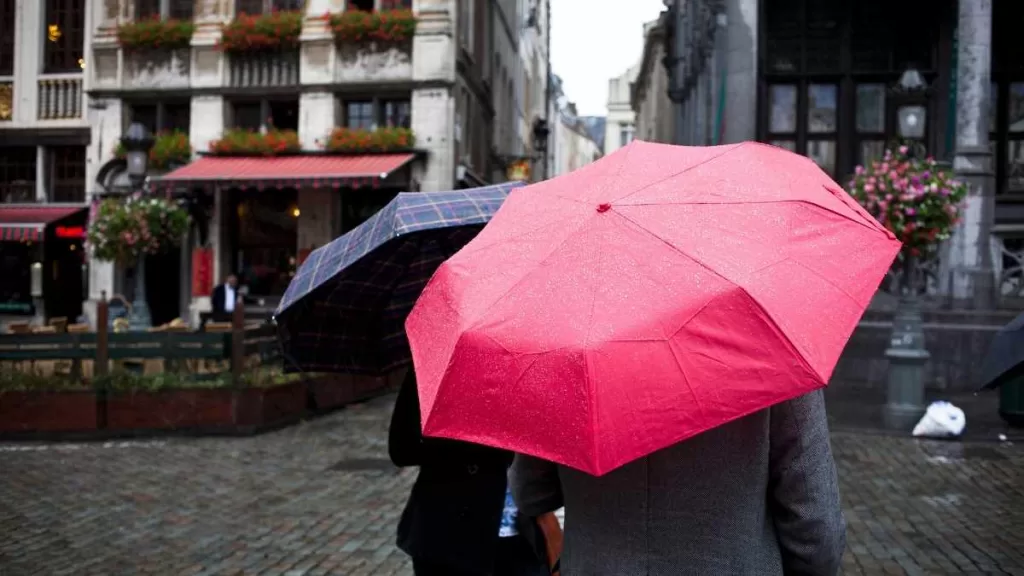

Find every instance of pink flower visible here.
[864,184,875,193]
[905,207,916,216]
[855,165,865,175]
[899,145,909,155]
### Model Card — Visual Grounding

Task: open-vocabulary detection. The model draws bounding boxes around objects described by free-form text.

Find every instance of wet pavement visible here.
[1,394,1022,575]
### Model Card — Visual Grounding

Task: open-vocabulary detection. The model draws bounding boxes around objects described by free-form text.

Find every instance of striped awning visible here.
[0,205,88,242]
[153,154,418,190]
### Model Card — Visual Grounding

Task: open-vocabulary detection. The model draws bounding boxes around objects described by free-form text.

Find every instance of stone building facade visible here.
[603,62,638,156]
[632,18,674,144]
[0,0,91,329]
[75,0,545,327]
[655,0,1021,308]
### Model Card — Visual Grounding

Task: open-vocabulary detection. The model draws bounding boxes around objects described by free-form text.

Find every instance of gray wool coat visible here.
[511,390,846,576]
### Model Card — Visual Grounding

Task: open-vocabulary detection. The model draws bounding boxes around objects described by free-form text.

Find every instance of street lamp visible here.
[883,69,931,429]
[121,122,155,331]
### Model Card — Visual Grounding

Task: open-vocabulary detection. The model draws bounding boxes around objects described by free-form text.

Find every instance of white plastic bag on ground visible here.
[912,401,966,438]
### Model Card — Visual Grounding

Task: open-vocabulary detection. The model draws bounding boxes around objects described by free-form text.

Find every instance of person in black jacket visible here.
[389,370,560,576]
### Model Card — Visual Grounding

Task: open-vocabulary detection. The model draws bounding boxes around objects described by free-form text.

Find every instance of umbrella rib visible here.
[618,198,886,237]
[582,230,605,476]
[463,216,595,330]
[611,142,749,204]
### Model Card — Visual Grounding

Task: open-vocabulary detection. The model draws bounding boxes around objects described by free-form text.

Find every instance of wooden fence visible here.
[0,296,280,385]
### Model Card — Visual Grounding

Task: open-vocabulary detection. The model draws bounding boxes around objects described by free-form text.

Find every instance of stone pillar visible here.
[190,95,225,153]
[947,0,996,308]
[297,189,338,255]
[721,0,758,144]
[410,0,456,191]
[13,0,42,124]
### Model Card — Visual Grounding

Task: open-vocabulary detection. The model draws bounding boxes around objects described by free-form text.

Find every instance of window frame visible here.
[135,0,194,20]
[758,0,945,179]
[0,147,37,204]
[43,0,86,74]
[235,0,303,15]
[0,0,15,76]
[48,145,86,204]
[124,100,192,134]
[227,97,299,132]
[339,96,412,131]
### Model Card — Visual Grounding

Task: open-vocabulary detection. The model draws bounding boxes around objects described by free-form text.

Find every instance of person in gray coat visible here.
[511,389,846,576]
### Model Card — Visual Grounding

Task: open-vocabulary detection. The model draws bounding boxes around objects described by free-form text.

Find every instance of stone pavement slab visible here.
[1,394,1022,575]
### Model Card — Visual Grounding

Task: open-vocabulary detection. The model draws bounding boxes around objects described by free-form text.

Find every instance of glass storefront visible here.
[228,187,299,297]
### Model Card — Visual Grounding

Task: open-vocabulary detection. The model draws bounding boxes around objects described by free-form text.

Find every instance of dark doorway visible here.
[341,188,401,234]
[228,187,298,297]
[42,237,84,322]
[145,250,182,326]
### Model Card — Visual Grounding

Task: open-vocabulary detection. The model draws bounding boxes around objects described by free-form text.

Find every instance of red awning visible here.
[0,205,87,242]
[155,154,417,189]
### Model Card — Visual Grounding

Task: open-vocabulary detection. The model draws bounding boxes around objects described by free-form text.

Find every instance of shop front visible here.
[155,153,421,322]
[0,205,88,327]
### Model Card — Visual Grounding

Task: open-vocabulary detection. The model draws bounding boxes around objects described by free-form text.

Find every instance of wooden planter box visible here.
[106,388,235,430]
[309,374,389,411]
[234,381,308,428]
[0,390,97,433]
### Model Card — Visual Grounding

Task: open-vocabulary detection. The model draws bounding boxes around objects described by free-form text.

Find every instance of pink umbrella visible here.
[407,141,901,476]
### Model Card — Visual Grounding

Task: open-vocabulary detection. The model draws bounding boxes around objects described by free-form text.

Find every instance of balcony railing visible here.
[0,78,12,121]
[123,49,191,90]
[228,51,300,88]
[38,74,83,120]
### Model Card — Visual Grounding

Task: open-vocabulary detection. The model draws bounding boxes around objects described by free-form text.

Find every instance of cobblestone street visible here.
[1,395,1022,576]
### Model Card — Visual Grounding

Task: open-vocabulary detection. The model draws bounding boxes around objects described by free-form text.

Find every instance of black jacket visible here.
[389,373,548,574]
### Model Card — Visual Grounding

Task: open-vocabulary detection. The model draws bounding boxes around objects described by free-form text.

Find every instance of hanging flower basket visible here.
[328,7,418,45]
[209,129,302,156]
[87,196,191,264]
[323,127,415,153]
[114,131,192,171]
[117,17,195,51]
[847,145,969,258]
[219,11,304,52]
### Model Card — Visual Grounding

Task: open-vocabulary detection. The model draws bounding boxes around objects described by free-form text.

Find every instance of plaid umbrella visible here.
[275,181,524,374]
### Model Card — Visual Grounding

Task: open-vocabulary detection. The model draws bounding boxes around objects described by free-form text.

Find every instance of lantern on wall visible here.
[892,66,930,146]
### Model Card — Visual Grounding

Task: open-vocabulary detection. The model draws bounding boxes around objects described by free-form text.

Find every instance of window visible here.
[0,147,36,204]
[381,99,411,128]
[49,146,86,203]
[236,0,302,15]
[619,123,635,147]
[348,0,375,11]
[44,0,85,74]
[382,0,412,8]
[760,0,939,178]
[344,101,374,129]
[342,98,411,130]
[0,0,14,76]
[135,0,194,20]
[125,100,191,134]
[229,98,298,132]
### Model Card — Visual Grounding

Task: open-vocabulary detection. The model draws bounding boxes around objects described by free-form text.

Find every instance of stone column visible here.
[947,0,996,308]
[410,0,456,191]
[721,0,758,144]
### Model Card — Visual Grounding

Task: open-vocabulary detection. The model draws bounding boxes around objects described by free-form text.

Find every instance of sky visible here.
[550,0,667,117]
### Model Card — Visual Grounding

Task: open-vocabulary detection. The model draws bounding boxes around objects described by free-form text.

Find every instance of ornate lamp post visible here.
[883,67,931,430]
[121,122,155,331]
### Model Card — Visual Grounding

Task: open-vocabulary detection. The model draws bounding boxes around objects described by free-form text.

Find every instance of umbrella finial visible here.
[597,203,611,213]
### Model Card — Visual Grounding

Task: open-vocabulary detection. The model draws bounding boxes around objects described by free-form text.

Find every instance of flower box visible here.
[323,127,415,153]
[210,129,302,156]
[308,374,389,411]
[117,18,195,51]
[328,8,417,45]
[219,11,303,53]
[0,390,97,433]
[234,381,308,428]
[105,388,235,430]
